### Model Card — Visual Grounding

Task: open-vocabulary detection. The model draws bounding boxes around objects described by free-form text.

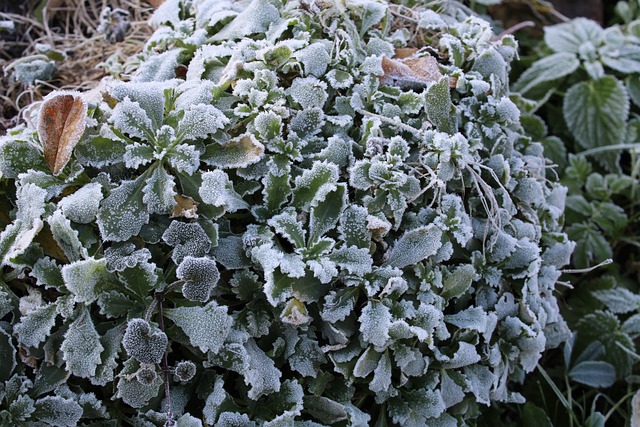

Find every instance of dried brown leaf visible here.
[37,92,87,176]
[380,55,443,89]
[171,194,199,219]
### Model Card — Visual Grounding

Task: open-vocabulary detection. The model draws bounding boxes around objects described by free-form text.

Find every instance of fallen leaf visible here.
[380,55,443,89]
[171,194,199,219]
[394,48,418,59]
[37,91,87,176]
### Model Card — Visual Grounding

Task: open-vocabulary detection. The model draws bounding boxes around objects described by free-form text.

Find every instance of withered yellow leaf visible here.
[37,91,87,176]
[171,194,199,219]
[380,55,443,89]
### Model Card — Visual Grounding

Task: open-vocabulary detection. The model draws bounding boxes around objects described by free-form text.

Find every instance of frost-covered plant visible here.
[0,0,572,425]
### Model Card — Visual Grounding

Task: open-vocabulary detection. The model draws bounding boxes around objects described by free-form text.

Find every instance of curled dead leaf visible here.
[171,194,199,219]
[380,55,443,89]
[37,91,87,176]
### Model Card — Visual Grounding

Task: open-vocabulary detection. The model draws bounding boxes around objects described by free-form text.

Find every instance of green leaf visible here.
[211,0,281,41]
[303,395,348,424]
[625,74,640,107]
[165,301,233,353]
[61,308,104,378]
[199,169,249,214]
[143,165,177,215]
[568,361,616,388]
[30,257,64,290]
[62,257,111,304]
[97,290,141,319]
[92,326,124,386]
[441,264,476,300]
[33,396,82,426]
[544,18,603,54]
[512,52,579,95]
[268,208,306,248]
[97,175,149,242]
[592,287,640,314]
[176,104,229,142]
[167,143,201,175]
[14,302,57,348]
[75,135,128,167]
[329,245,373,276]
[119,262,158,300]
[424,76,457,133]
[522,402,553,427]
[124,142,155,169]
[384,224,443,268]
[567,223,612,269]
[563,77,629,172]
[309,184,347,245]
[0,328,16,382]
[292,161,339,211]
[0,138,47,178]
[48,210,87,262]
[202,133,265,169]
[338,205,371,249]
[262,158,291,214]
[29,364,69,397]
[578,311,635,377]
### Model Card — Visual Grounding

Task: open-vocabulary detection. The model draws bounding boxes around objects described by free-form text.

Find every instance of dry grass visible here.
[0,0,155,133]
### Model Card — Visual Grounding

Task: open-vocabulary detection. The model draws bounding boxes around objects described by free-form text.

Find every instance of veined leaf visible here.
[384,224,443,268]
[143,165,177,215]
[165,301,233,353]
[308,184,347,245]
[563,76,628,171]
[97,175,149,242]
[202,133,265,169]
[37,91,87,175]
[543,18,604,54]
[512,52,579,95]
[61,308,104,378]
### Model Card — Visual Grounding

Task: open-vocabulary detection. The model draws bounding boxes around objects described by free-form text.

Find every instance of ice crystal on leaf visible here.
[123,318,168,365]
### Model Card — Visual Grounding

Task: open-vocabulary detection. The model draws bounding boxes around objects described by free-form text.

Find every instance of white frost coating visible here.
[294,42,330,77]
[287,77,328,110]
[418,10,447,29]
[177,104,229,142]
[33,396,83,427]
[61,257,108,304]
[176,256,220,302]
[58,182,103,224]
[48,210,88,262]
[142,166,177,215]
[167,143,201,175]
[16,183,47,224]
[124,142,155,169]
[122,318,168,364]
[162,220,212,264]
[97,178,149,242]
[211,0,281,41]
[110,98,154,140]
[60,309,104,378]
[243,338,282,400]
[165,301,233,353]
[200,169,249,212]
[359,301,392,349]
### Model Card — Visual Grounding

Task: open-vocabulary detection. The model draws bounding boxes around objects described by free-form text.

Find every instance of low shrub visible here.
[0,0,572,425]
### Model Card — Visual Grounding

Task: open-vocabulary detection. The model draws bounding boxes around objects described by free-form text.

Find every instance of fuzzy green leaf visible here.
[563,76,629,172]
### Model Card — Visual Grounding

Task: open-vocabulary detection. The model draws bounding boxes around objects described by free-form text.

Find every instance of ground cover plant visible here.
[472,9,640,426]
[0,0,575,425]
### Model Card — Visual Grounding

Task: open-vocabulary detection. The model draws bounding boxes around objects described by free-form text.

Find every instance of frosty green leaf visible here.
[202,133,265,169]
[176,256,220,302]
[61,309,104,378]
[48,210,87,262]
[123,318,168,364]
[143,165,176,215]
[165,301,233,353]
[359,301,392,348]
[441,264,476,300]
[14,302,57,348]
[97,176,149,242]
[33,396,82,427]
[162,220,212,264]
[58,182,103,224]
[309,184,347,245]
[544,18,604,54]
[199,169,249,213]
[62,257,110,304]
[384,225,443,268]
